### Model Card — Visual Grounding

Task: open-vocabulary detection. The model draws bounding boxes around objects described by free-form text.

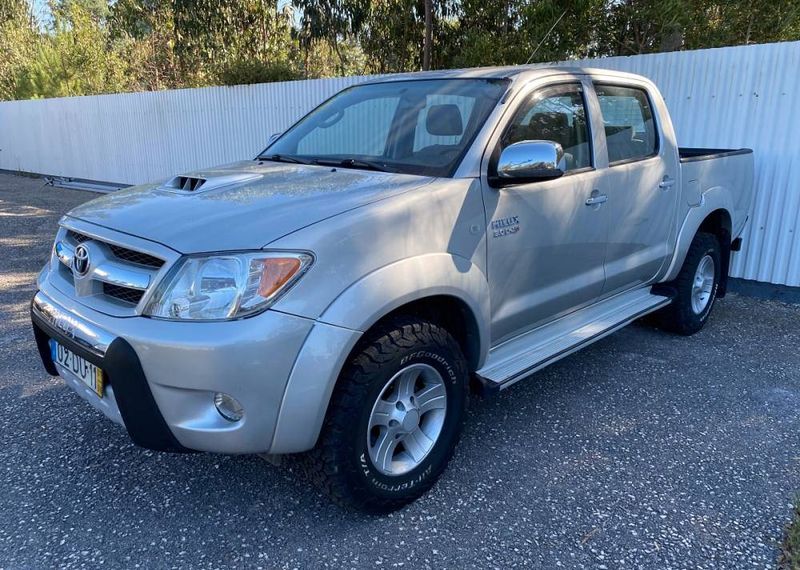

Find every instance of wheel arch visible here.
[662,187,734,295]
[269,253,490,454]
[351,294,484,373]
[318,253,491,368]
[698,208,732,296]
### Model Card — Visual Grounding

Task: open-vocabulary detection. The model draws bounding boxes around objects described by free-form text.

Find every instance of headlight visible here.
[144,251,312,321]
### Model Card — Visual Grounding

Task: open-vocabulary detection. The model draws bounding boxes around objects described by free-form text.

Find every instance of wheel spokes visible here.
[366,363,449,476]
[369,398,396,429]
[414,382,446,415]
[371,430,399,473]
[403,428,433,462]
[396,367,420,400]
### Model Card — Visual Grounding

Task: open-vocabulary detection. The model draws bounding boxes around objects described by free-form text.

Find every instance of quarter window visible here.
[501,84,593,172]
[594,84,658,164]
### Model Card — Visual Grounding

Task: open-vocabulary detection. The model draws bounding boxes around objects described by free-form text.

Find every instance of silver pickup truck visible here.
[31,66,753,513]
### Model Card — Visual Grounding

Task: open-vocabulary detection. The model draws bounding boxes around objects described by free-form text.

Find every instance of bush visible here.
[780,499,800,570]
[216,59,300,86]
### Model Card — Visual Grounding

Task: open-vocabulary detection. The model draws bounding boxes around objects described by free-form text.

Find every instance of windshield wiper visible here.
[259,154,313,165]
[312,157,394,173]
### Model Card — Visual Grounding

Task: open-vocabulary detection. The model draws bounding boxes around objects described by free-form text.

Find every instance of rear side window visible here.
[594,84,658,164]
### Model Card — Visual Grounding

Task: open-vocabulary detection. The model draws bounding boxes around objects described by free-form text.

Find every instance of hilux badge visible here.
[491,216,520,238]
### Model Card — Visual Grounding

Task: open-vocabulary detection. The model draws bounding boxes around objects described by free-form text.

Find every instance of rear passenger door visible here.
[590,82,679,295]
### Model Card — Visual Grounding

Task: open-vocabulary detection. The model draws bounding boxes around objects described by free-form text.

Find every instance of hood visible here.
[67,161,434,253]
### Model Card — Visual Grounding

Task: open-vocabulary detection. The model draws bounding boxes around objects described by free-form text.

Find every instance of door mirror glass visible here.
[495,140,565,184]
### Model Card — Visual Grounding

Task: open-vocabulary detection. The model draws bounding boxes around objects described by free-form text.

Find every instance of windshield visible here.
[261,78,509,177]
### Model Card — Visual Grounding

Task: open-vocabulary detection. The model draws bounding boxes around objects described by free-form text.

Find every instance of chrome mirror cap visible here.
[495,140,565,184]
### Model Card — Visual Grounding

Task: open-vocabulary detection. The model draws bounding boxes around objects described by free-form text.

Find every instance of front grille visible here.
[103,283,145,305]
[67,230,164,269]
[67,230,91,244]
[109,244,164,269]
[56,227,169,313]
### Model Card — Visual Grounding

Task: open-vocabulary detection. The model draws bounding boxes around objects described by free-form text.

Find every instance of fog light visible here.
[214,392,244,422]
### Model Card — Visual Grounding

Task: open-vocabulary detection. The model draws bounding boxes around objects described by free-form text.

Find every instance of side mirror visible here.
[493,140,565,186]
[267,132,282,145]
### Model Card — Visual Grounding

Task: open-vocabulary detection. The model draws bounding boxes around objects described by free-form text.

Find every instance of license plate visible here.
[49,340,104,398]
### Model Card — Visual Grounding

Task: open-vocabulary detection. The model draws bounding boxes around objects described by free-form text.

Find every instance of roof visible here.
[363,64,647,85]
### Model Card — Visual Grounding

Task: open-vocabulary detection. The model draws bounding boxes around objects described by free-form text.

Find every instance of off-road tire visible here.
[657,232,721,335]
[294,317,469,514]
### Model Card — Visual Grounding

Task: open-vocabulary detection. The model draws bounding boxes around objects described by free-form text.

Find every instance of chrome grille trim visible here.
[91,258,152,290]
[54,240,152,290]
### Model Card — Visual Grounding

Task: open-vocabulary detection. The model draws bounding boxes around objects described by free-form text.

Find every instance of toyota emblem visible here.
[73,244,90,276]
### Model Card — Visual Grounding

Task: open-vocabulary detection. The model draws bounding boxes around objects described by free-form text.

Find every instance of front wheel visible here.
[298,317,469,513]
[657,231,721,335]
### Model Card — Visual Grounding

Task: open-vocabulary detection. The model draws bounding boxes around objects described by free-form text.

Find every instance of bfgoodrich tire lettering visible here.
[295,317,468,513]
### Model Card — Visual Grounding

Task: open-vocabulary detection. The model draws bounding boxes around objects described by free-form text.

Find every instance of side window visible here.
[594,84,657,164]
[501,84,592,172]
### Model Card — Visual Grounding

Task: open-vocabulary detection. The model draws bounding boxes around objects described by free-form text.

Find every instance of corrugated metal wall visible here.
[1,42,798,285]
[0,76,370,185]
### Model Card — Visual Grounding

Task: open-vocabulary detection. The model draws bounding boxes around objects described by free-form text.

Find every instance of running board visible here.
[476,288,672,392]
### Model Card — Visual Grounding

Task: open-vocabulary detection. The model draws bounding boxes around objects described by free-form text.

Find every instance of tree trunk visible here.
[423,0,432,70]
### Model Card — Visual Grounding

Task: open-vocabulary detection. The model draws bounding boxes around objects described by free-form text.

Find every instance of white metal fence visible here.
[1,42,798,286]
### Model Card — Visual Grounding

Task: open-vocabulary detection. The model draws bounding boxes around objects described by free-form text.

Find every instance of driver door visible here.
[482,82,609,344]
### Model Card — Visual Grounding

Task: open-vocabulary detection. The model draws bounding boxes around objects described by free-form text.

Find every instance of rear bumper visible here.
[31,287,351,454]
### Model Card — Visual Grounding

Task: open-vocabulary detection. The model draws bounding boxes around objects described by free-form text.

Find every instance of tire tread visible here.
[657,232,721,335]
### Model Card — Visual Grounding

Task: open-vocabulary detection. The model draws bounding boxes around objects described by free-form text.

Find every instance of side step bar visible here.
[476,288,672,393]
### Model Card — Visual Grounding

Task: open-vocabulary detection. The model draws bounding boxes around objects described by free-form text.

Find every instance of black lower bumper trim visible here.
[31,300,193,453]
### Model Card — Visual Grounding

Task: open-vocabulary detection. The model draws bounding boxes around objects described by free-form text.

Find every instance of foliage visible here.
[0,0,37,99]
[14,1,131,99]
[217,58,300,84]
[0,0,799,100]
[780,498,800,570]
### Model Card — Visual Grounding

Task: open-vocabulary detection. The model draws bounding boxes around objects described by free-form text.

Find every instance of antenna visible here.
[526,10,568,65]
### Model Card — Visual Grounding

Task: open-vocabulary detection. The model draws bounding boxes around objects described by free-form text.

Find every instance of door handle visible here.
[659,176,676,190]
[585,193,608,206]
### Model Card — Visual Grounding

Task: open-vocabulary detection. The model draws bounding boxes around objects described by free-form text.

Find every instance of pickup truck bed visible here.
[679,147,753,162]
[678,147,753,241]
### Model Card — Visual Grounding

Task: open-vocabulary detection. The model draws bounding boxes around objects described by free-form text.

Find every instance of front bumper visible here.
[31,287,323,454]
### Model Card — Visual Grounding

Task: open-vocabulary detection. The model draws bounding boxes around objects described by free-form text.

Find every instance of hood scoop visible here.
[163,172,261,194]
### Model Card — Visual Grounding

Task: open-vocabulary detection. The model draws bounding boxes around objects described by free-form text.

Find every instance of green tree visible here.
[14,1,131,98]
[172,0,296,85]
[684,0,800,49]
[294,0,370,74]
[110,0,182,90]
[0,0,37,99]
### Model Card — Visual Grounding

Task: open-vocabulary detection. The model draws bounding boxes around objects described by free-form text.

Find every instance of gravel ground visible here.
[1,171,799,569]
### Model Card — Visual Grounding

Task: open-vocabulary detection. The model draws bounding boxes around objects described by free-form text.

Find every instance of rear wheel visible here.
[657,232,721,335]
[297,317,469,513]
